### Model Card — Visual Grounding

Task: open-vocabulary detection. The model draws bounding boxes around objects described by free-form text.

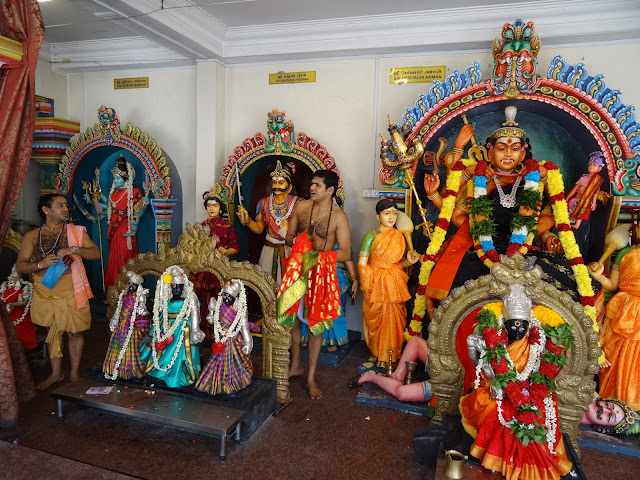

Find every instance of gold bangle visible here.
[427,191,440,201]
[462,171,471,181]
[541,232,556,243]
[451,147,464,156]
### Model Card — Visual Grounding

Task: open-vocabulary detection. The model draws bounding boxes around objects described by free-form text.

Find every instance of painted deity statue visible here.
[358,199,420,365]
[101,155,150,288]
[588,215,640,410]
[196,280,253,395]
[140,265,205,388]
[192,189,240,337]
[566,151,608,230]
[460,285,574,480]
[580,397,640,436]
[413,106,600,339]
[0,265,37,349]
[103,271,150,380]
[237,160,299,284]
[486,19,542,99]
[265,109,294,154]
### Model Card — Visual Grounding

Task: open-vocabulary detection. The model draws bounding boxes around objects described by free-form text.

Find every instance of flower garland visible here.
[473,303,574,453]
[104,284,148,380]
[407,160,470,339]
[211,281,248,354]
[469,159,542,267]
[107,162,135,251]
[150,270,195,372]
[0,281,32,327]
[409,157,599,347]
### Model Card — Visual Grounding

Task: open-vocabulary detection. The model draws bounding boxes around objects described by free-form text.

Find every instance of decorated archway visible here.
[53,106,182,292]
[216,109,343,264]
[381,19,640,264]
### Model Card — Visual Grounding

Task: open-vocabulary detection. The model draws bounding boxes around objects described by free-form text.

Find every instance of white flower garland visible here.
[150,268,195,372]
[0,281,32,327]
[104,284,148,380]
[474,311,553,441]
[544,395,558,454]
[107,162,135,250]
[212,281,248,345]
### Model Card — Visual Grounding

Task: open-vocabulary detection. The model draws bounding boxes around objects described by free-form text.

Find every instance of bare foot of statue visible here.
[327,345,337,352]
[288,364,304,378]
[307,380,323,399]
[37,373,64,390]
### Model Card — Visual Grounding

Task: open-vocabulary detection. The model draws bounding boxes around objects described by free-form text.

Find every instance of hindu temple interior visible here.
[2,1,640,479]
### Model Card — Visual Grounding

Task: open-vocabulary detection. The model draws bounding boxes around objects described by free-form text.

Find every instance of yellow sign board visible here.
[269,71,316,85]
[389,66,446,84]
[114,77,149,89]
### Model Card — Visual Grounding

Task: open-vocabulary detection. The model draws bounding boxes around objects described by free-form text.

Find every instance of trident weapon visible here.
[460,114,488,163]
[381,116,432,238]
[74,167,106,291]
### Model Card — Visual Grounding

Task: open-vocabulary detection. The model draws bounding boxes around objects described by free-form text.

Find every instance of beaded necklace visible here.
[38,224,65,257]
[268,194,296,226]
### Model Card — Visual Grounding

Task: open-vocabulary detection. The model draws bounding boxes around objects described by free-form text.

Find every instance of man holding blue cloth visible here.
[17,194,100,390]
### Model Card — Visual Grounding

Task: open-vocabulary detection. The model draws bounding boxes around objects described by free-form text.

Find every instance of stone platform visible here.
[80,364,277,444]
[355,382,429,416]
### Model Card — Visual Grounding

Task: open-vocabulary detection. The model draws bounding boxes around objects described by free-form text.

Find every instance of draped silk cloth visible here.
[196,303,253,395]
[599,248,640,410]
[104,187,144,287]
[0,0,44,428]
[277,234,340,336]
[67,224,93,308]
[359,228,410,363]
[31,274,92,359]
[460,337,572,480]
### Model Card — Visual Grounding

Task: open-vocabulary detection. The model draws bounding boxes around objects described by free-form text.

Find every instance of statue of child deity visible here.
[566,151,608,230]
[140,265,205,388]
[195,279,253,395]
[103,271,150,380]
[0,265,37,349]
[358,199,420,366]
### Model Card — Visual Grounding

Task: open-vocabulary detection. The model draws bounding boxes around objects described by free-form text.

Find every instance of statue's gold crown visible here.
[502,284,532,320]
[270,160,294,182]
[491,106,526,140]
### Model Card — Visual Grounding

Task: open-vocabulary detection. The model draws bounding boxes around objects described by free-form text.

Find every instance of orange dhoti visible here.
[359,228,410,363]
[460,337,572,480]
[599,248,640,410]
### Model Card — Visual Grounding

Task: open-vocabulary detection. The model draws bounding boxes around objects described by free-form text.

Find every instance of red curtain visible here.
[0,0,45,427]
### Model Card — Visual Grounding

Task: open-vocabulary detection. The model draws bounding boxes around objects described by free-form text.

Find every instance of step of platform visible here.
[52,378,246,459]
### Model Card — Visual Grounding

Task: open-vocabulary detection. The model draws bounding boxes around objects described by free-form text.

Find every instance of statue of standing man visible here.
[237,160,299,284]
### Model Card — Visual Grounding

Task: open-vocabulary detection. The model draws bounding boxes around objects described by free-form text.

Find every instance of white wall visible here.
[66,68,199,224]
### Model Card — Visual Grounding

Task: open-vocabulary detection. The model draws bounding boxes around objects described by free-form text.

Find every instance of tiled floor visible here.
[2,308,640,480]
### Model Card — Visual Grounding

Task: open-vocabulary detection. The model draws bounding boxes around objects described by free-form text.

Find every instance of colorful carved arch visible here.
[54,121,172,199]
[217,127,343,204]
[395,57,640,196]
